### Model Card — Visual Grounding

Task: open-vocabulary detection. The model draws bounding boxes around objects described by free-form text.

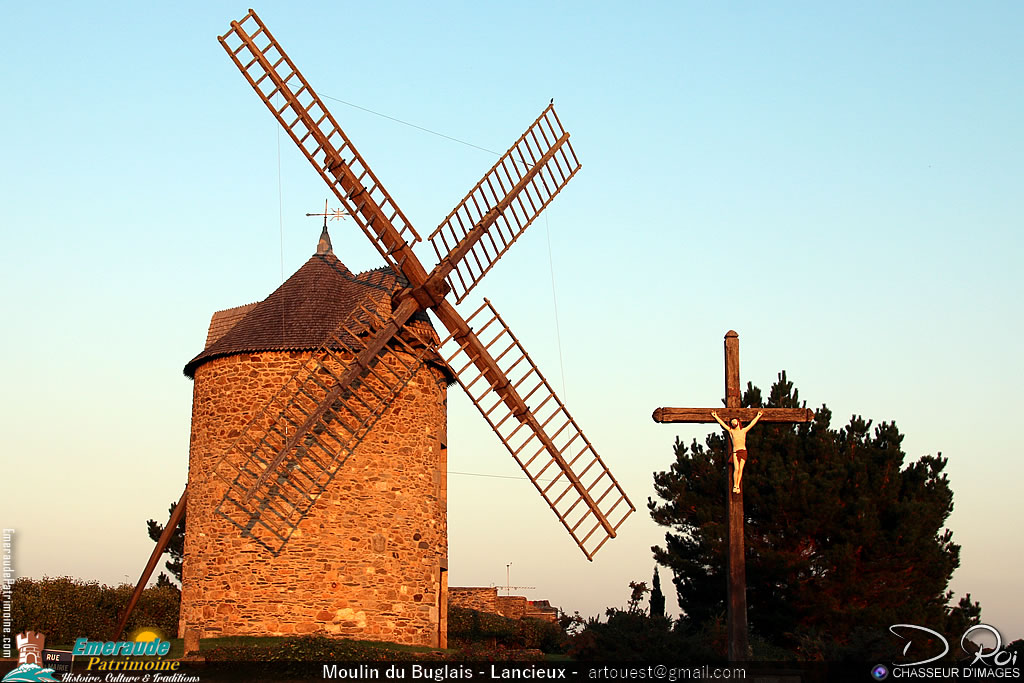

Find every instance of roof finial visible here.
[317,223,333,255]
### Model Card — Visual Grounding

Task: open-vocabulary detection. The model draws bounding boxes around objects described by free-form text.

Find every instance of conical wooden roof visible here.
[184,251,432,379]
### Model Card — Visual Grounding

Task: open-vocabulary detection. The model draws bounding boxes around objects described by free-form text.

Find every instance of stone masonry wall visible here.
[448,587,499,614]
[495,597,559,623]
[495,596,529,620]
[449,590,558,623]
[179,349,447,647]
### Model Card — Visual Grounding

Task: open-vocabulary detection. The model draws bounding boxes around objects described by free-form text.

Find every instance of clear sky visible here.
[2,2,1022,644]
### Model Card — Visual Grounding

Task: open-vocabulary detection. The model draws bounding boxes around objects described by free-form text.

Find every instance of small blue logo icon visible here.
[871,664,889,680]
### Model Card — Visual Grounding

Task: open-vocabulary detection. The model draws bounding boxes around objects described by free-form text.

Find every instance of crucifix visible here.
[652,330,813,661]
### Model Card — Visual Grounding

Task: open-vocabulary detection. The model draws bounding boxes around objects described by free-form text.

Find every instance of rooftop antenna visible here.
[495,562,535,596]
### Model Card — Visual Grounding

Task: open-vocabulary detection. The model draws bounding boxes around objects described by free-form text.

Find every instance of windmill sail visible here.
[439,299,634,560]
[219,10,421,271]
[213,290,438,553]
[429,104,581,304]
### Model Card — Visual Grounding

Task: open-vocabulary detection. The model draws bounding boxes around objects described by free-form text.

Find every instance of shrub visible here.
[447,606,566,654]
[203,635,415,662]
[568,610,720,661]
[12,576,180,645]
[515,617,565,653]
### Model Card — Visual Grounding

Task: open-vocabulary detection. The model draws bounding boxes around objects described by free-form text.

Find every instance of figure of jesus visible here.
[711,410,763,493]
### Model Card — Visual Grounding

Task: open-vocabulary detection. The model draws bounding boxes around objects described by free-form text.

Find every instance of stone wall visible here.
[450,589,559,623]
[179,349,448,647]
[448,587,499,614]
[495,595,529,620]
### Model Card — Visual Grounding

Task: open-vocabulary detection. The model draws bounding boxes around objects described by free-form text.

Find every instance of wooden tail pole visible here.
[115,486,187,639]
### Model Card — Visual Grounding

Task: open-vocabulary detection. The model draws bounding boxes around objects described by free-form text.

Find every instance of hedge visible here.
[447,606,565,653]
[11,576,180,646]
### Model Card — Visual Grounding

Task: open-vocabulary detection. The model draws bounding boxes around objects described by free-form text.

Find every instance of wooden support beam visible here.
[115,486,187,639]
[652,407,813,424]
[723,332,748,662]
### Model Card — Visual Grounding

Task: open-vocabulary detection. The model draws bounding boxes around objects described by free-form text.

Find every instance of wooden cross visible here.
[652,330,812,661]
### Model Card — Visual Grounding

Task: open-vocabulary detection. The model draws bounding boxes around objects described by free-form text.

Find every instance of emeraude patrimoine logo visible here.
[70,631,180,673]
[71,637,170,657]
[3,629,182,682]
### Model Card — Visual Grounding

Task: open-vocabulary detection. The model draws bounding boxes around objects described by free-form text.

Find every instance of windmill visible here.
[118,9,634,642]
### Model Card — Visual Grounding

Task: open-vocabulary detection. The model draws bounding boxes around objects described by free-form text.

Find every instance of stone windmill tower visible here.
[119,9,634,649]
[179,230,450,646]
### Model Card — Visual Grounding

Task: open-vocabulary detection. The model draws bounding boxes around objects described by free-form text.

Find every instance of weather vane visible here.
[305,199,350,226]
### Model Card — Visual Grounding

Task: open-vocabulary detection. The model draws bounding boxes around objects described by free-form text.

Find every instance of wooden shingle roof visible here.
[184,252,435,379]
[204,302,259,348]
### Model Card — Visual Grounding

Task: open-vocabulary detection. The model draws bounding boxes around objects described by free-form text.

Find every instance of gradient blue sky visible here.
[2,2,1022,643]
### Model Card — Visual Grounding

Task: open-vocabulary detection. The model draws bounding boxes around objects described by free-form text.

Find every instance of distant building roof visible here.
[184,250,437,379]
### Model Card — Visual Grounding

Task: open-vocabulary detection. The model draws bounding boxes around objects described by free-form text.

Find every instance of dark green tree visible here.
[648,372,972,659]
[147,502,185,586]
[568,582,690,661]
[650,567,666,619]
[626,581,649,614]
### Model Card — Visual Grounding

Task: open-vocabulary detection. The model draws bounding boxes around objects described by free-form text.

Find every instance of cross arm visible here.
[652,407,814,424]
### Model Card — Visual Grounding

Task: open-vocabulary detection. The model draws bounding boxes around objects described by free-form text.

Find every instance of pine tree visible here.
[650,567,666,619]
[147,503,185,585]
[648,372,971,658]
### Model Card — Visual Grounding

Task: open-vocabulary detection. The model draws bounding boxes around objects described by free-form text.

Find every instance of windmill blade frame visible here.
[212,288,440,554]
[436,298,635,560]
[428,104,581,304]
[219,10,423,275]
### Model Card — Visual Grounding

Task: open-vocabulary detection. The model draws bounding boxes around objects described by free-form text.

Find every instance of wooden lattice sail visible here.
[212,287,437,552]
[441,299,632,559]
